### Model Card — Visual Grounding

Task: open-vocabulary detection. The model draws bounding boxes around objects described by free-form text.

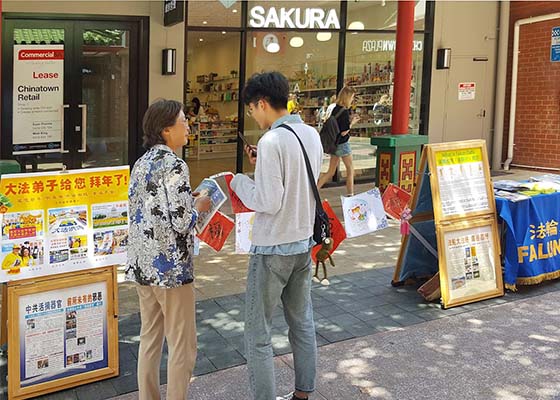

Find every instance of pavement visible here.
[2,168,558,400]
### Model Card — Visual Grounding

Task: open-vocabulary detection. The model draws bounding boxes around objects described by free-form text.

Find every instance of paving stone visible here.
[208,350,246,370]
[194,357,218,376]
[327,313,363,327]
[109,372,138,395]
[415,309,448,321]
[344,322,379,337]
[75,382,117,400]
[36,390,79,400]
[313,304,347,317]
[316,328,355,343]
[367,317,403,332]
[376,304,407,317]
[354,308,384,322]
[388,312,426,327]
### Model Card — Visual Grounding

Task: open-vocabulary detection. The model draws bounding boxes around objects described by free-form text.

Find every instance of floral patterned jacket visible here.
[126,145,198,288]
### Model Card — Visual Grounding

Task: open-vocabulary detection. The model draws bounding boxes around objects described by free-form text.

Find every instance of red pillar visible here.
[391,0,415,135]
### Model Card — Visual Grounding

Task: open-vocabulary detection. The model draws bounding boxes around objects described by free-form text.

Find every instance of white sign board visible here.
[13,45,64,155]
[458,82,476,101]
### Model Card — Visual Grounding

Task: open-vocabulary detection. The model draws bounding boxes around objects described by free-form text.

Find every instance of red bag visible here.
[382,183,412,220]
[197,211,234,252]
[311,200,346,263]
[224,174,253,214]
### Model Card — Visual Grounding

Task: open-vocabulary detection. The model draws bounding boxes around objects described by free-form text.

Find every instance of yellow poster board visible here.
[7,266,119,400]
[394,140,504,308]
[0,166,129,282]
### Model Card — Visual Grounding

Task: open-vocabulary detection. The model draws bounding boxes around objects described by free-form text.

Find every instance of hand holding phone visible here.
[238,131,257,158]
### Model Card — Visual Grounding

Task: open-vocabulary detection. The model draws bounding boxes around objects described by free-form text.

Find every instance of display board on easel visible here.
[0,167,128,398]
[7,266,119,399]
[394,140,504,308]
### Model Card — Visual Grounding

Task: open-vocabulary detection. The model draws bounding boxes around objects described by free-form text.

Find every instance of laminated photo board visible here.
[341,188,388,238]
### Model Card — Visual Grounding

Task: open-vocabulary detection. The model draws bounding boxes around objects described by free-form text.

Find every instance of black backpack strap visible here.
[332,106,345,119]
[279,124,325,214]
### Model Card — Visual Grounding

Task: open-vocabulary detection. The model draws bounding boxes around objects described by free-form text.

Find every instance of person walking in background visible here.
[126,99,211,400]
[231,72,322,400]
[317,86,360,196]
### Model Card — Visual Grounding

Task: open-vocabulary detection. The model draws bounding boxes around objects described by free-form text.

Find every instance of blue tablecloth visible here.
[496,191,560,289]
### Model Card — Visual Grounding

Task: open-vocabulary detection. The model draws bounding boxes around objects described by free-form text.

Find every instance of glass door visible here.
[75,21,138,169]
[2,17,142,171]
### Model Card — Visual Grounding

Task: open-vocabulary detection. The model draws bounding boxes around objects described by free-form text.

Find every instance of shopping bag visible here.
[311,200,346,263]
[235,212,255,254]
[340,188,389,238]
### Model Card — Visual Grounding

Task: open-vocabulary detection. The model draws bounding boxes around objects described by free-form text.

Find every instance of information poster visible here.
[434,147,490,218]
[438,219,503,307]
[13,45,64,154]
[18,281,108,387]
[0,166,129,282]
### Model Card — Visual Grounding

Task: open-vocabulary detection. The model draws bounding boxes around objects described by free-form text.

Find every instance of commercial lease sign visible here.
[551,27,560,62]
[13,45,64,155]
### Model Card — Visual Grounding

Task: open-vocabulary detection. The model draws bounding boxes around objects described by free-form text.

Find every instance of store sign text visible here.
[249,6,340,30]
[362,40,423,53]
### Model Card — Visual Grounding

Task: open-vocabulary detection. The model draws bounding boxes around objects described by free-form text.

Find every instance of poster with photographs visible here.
[18,281,108,387]
[427,141,495,222]
[438,219,504,307]
[0,167,129,282]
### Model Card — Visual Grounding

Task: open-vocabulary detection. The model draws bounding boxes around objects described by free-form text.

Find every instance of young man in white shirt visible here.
[231,72,323,400]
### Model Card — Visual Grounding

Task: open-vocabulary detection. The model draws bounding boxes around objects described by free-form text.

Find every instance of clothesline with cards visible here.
[192,171,393,257]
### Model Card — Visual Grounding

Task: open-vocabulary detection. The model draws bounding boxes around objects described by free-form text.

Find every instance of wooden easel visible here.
[394,140,504,308]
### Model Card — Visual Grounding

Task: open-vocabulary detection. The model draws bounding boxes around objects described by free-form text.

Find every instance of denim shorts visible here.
[333,142,352,157]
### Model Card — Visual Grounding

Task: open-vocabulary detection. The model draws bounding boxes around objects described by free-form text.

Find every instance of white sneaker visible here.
[276,393,294,400]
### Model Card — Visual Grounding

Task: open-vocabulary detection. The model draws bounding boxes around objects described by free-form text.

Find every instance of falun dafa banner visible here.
[0,166,129,282]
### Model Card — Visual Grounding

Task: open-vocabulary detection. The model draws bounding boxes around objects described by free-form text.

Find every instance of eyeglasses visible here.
[246,108,254,117]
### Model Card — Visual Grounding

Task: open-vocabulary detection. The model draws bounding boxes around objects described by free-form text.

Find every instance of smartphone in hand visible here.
[238,131,257,157]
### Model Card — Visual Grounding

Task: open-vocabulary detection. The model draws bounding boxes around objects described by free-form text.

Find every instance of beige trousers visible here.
[136,283,197,400]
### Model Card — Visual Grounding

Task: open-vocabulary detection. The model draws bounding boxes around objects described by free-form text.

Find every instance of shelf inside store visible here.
[199,135,237,139]
[349,82,392,88]
[297,87,337,93]
[199,143,237,147]
[199,128,237,132]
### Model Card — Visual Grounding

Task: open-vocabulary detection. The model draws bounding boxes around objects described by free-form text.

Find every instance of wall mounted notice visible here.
[458,82,475,101]
[434,148,490,218]
[551,27,560,62]
[19,281,108,387]
[0,166,129,282]
[13,45,64,155]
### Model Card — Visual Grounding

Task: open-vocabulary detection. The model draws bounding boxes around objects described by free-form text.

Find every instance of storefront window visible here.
[188,0,242,27]
[185,31,241,186]
[243,30,339,172]
[346,0,426,31]
[342,31,424,179]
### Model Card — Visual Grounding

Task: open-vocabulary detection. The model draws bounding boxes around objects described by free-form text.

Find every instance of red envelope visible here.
[312,200,346,263]
[382,183,412,220]
[197,211,234,252]
[224,174,253,214]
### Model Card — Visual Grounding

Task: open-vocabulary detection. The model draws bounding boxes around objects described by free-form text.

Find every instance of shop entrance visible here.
[1,15,148,171]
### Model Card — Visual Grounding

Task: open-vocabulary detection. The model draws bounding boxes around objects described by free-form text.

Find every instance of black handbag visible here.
[280,124,331,244]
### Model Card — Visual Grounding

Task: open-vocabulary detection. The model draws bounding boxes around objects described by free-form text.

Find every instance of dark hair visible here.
[142,99,183,149]
[192,97,201,115]
[242,71,289,110]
